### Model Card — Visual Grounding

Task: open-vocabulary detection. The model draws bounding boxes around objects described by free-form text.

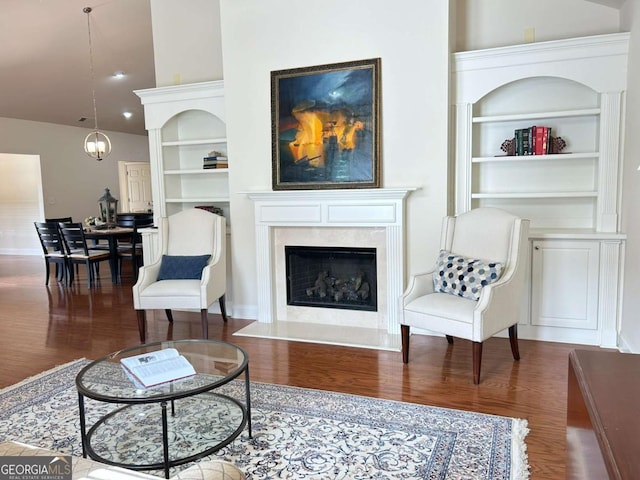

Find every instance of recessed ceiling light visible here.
[123,112,132,119]
[113,71,125,79]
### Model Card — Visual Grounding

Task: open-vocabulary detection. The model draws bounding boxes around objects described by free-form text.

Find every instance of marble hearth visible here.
[235,188,414,350]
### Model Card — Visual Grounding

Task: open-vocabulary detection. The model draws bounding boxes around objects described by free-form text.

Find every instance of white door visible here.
[125,163,152,212]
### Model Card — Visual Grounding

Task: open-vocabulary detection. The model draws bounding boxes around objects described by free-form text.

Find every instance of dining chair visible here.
[116,214,154,281]
[45,216,73,224]
[400,207,529,384]
[58,222,112,288]
[45,217,79,277]
[34,222,68,285]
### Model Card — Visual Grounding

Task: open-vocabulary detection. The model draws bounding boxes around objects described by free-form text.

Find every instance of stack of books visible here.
[514,126,552,155]
[203,155,228,169]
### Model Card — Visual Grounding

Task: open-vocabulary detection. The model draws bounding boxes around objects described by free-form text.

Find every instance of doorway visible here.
[0,153,44,254]
[118,162,152,213]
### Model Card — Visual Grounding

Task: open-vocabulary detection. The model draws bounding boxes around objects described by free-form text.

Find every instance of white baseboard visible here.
[617,334,638,353]
[231,304,258,321]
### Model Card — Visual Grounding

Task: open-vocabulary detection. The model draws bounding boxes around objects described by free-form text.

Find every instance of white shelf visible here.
[528,228,626,240]
[472,108,600,123]
[162,137,227,147]
[166,197,230,203]
[471,191,597,199]
[472,152,598,163]
[164,168,228,175]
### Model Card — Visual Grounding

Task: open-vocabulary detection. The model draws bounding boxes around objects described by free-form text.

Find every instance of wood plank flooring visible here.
[0,254,594,479]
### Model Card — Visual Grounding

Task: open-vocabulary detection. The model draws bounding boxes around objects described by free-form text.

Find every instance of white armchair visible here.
[133,209,228,343]
[400,207,529,384]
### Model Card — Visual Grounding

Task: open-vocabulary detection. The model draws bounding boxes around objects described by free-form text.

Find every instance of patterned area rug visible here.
[0,359,529,479]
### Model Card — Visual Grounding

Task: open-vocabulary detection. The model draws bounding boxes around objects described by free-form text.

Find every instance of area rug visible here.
[0,359,529,479]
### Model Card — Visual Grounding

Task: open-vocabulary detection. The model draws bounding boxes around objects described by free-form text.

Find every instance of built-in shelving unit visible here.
[135,81,229,222]
[452,33,629,348]
[135,81,233,315]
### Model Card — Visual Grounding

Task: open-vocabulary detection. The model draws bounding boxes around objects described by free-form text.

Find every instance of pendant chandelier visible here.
[83,7,111,161]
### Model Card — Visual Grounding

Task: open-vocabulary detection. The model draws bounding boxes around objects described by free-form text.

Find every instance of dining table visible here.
[84,227,133,284]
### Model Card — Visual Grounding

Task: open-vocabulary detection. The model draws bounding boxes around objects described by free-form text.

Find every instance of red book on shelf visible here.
[534,126,545,155]
[542,127,550,154]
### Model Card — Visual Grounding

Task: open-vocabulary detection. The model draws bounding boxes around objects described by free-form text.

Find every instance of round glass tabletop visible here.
[76,339,249,402]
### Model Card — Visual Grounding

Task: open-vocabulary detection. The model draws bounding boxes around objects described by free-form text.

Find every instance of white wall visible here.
[0,117,149,242]
[219,0,450,318]
[619,1,640,352]
[150,0,223,86]
[148,0,639,342]
[0,154,43,254]
[456,0,620,51]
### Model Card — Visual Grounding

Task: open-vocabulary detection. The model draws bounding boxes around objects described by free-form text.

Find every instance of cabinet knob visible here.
[534,246,540,250]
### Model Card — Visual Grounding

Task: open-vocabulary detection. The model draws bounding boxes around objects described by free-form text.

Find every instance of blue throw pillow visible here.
[157,255,211,280]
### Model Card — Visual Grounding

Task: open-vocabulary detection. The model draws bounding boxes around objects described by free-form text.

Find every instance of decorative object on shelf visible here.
[271,58,381,190]
[82,7,112,162]
[500,138,516,156]
[98,188,118,227]
[195,205,224,216]
[549,136,567,154]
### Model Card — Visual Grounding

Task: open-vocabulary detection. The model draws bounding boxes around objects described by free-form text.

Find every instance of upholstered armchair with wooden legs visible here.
[132,208,228,343]
[400,207,529,384]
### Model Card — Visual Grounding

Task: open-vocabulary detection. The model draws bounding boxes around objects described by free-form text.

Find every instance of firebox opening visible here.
[285,245,377,312]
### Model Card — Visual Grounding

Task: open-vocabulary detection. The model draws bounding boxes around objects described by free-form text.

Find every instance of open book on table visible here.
[120,348,196,389]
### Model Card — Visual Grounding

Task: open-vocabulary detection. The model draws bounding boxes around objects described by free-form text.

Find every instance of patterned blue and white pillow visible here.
[433,250,503,301]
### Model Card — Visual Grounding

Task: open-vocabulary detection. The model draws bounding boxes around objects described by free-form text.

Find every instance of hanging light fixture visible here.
[82,7,111,161]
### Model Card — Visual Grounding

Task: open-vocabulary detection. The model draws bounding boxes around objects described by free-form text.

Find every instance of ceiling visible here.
[0,0,155,136]
[0,1,625,139]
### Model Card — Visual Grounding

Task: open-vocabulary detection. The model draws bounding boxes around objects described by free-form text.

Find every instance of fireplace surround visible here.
[241,188,414,349]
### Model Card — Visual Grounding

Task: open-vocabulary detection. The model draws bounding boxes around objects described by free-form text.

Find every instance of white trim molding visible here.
[247,188,415,335]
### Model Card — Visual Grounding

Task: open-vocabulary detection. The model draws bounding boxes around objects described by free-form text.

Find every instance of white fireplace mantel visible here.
[247,188,416,336]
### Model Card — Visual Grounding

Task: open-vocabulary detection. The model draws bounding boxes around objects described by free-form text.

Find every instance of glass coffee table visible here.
[75,339,251,479]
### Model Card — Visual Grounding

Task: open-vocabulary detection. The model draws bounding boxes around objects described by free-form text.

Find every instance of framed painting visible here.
[271,58,381,190]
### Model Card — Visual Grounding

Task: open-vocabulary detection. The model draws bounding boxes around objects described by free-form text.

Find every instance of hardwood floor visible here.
[0,255,595,479]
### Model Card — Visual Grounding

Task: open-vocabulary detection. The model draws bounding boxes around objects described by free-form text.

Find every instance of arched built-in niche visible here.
[451,34,629,348]
[453,33,628,232]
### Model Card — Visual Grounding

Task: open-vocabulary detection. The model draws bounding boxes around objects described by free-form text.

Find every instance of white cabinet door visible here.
[530,239,599,330]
